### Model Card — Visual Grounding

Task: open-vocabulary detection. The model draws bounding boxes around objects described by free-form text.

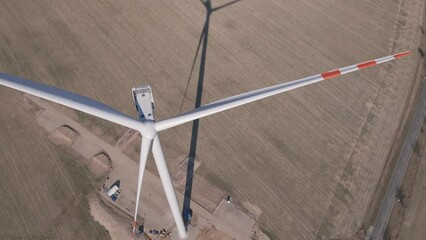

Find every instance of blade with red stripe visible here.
[155,51,412,131]
[320,51,411,81]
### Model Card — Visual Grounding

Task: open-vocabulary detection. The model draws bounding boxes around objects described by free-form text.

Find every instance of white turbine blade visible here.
[0,73,143,130]
[132,137,152,240]
[155,51,412,131]
[152,135,187,239]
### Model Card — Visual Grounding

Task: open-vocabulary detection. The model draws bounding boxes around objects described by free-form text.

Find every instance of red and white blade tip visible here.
[394,51,412,58]
[320,51,412,80]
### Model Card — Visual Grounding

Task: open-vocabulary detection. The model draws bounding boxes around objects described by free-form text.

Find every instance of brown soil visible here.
[0,92,110,239]
[88,152,112,177]
[364,44,425,235]
[48,125,78,146]
[366,4,426,239]
[385,121,426,240]
[195,224,234,240]
[0,0,423,239]
[89,195,134,240]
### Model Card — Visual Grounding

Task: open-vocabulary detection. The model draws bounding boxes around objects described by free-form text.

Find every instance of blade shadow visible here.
[211,0,241,12]
[180,0,241,226]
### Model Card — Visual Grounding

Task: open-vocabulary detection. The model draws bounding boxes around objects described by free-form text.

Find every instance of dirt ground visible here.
[384,120,426,240]
[195,224,234,240]
[89,195,133,240]
[384,20,426,238]
[362,53,425,237]
[0,92,109,239]
[365,3,426,239]
[0,0,424,239]
[397,123,426,240]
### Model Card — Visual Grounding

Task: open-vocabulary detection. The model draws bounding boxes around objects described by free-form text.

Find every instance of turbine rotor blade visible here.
[132,137,152,239]
[0,73,143,130]
[155,51,412,131]
[152,135,187,239]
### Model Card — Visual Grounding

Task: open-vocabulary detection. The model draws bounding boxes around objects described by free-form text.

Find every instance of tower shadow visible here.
[180,0,241,226]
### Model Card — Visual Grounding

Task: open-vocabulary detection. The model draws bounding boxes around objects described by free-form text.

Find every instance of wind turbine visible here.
[0,51,411,239]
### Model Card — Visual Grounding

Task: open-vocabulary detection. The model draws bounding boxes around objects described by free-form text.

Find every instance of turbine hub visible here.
[139,120,157,140]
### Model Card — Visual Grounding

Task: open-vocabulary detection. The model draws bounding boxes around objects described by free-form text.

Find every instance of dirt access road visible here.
[369,73,426,239]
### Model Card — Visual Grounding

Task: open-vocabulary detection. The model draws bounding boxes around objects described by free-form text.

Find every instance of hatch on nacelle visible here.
[132,85,155,121]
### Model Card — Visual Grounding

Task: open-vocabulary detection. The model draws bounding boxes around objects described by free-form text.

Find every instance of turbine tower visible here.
[0,51,411,239]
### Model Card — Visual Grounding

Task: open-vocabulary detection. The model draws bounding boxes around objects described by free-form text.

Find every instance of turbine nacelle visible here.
[132,85,159,139]
[132,85,155,121]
